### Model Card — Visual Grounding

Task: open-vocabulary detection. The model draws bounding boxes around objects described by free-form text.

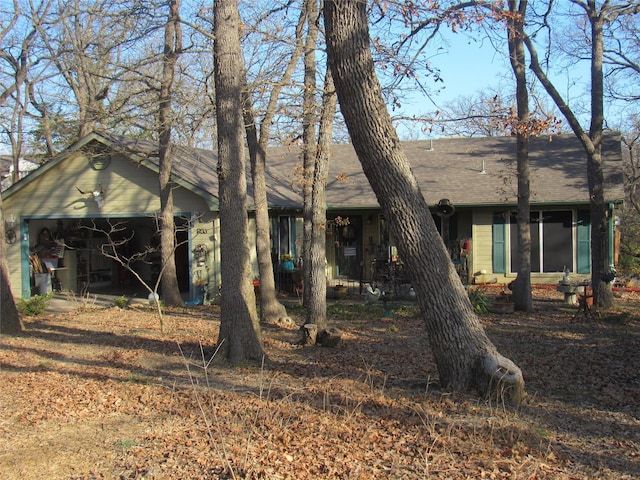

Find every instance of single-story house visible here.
[1,131,624,300]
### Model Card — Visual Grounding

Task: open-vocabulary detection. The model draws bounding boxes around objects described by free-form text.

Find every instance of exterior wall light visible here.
[5,214,17,244]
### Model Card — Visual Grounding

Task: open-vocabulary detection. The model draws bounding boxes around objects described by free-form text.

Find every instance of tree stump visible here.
[317,327,342,347]
[300,323,318,345]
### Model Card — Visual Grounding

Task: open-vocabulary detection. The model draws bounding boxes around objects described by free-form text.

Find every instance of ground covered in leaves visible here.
[1,287,639,479]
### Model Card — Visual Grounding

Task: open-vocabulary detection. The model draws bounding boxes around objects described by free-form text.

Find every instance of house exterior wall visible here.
[190,213,220,302]
[472,207,597,286]
[3,150,215,299]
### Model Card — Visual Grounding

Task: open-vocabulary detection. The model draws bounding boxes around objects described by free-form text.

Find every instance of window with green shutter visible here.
[576,210,591,274]
[493,213,506,274]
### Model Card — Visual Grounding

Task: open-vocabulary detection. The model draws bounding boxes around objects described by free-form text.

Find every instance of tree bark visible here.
[324,0,524,400]
[243,104,290,325]
[301,0,319,308]
[241,4,308,325]
[214,0,264,363]
[306,68,336,331]
[507,0,533,312]
[158,0,183,307]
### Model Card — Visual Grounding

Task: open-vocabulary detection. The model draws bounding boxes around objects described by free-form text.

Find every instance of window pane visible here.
[542,211,573,272]
[509,212,540,273]
[279,216,290,256]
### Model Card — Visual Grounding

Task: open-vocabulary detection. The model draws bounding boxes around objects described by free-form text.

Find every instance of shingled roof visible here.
[5,132,623,210]
[265,133,624,209]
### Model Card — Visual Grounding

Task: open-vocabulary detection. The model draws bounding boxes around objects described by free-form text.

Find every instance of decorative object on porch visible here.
[334,284,348,299]
[280,253,295,272]
[364,283,381,304]
[192,244,208,266]
[435,198,455,217]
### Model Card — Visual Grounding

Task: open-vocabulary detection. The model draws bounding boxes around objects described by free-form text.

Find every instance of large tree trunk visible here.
[241,5,308,326]
[324,0,524,400]
[214,0,264,363]
[306,68,337,332]
[243,104,290,325]
[301,0,319,308]
[586,8,613,309]
[507,0,533,312]
[157,0,183,307]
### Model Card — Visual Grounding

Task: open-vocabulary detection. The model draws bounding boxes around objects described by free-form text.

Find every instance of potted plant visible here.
[280,254,295,272]
[334,284,348,299]
[491,291,514,314]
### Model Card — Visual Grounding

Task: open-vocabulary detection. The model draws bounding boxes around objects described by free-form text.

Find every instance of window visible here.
[278,216,291,256]
[509,210,575,273]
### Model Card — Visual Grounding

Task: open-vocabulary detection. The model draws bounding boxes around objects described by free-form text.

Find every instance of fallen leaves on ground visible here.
[0,288,639,479]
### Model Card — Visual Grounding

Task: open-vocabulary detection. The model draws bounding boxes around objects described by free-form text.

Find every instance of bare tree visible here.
[240,3,309,326]
[522,1,640,308]
[505,0,533,312]
[301,0,319,309]
[0,0,53,335]
[305,67,337,332]
[324,0,524,400]
[79,219,190,332]
[157,0,183,306]
[214,0,264,363]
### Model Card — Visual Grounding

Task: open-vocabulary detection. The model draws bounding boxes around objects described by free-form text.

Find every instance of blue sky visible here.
[424,33,511,109]
[392,29,609,140]
[392,31,514,139]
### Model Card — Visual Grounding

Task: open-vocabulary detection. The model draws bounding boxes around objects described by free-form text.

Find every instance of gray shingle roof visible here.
[266,133,624,209]
[10,132,622,210]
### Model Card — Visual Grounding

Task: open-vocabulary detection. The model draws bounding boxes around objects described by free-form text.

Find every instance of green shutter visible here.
[577,210,591,274]
[493,213,506,274]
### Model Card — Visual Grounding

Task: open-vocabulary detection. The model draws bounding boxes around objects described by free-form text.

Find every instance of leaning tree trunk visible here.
[324,0,524,400]
[243,101,290,325]
[214,0,264,363]
[241,5,308,324]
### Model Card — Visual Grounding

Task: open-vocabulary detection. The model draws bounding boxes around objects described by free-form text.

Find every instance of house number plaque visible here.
[196,229,208,235]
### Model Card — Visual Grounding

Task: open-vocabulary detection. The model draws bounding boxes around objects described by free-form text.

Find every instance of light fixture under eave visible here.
[435,198,455,218]
[5,214,17,244]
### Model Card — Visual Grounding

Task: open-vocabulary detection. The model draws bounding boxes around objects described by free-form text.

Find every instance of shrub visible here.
[114,296,129,309]
[468,288,490,314]
[17,294,53,316]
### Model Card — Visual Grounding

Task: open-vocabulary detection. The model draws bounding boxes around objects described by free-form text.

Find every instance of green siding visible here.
[492,213,506,274]
[577,210,591,274]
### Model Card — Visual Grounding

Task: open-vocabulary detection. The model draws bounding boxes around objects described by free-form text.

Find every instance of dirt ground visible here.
[1,287,639,479]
